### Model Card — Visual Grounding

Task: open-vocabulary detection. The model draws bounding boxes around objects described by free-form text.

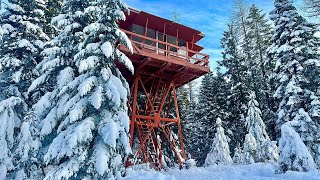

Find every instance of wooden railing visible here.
[121,29,210,68]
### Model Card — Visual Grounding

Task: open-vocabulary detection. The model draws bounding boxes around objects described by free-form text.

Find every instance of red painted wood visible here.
[120,8,210,169]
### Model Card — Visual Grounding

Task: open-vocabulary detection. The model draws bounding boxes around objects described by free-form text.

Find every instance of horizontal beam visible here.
[144,62,172,83]
[134,115,179,123]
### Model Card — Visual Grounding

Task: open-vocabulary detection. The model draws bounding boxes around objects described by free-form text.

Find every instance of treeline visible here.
[181,0,320,172]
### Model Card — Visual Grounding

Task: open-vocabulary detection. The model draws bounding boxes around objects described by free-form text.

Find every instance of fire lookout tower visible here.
[118,7,210,168]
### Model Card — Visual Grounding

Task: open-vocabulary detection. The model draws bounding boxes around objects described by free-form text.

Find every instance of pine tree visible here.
[220,23,250,153]
[246,5,276,139]
[183,99,201,162]
[233,145,244,165]
[197,73,217,156]
[43,0,63,38]
[267,0,320,134]
[303,0,320,19]
[279,121,316,172]
[177,86,189,123]
[28,0,133,179]
[242,132,256,164]
[0,0,49,178]
[204,118,233,166]
[268,0,320,170]
[184,72,229,166]
[244,92,278,163]
[232,0,251,62]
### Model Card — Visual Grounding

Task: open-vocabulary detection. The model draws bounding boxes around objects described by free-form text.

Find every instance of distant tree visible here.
[204,118,233,166]
[219,23,250,153]
[231,0,250,61]
[184,74,214,165]
[183,98,201,162]
[246,5,276,139]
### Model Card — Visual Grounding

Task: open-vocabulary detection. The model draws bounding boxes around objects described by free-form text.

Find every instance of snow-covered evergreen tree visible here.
[303,0,320,19]
[246,5,276,139]
[233,145,244,165]
[27,0,133,179]
[196,73,216,158]
[279,121,316,172]
[267,0,320,169]
[185,72,230,165]
[290,108,320,168]
[243,132,256,164]
[220,23,250,153]
[44,0,63,37]
[0,0,49,178]
[204,118,233,166]
[244,92,278,163]
[267,0,320,134]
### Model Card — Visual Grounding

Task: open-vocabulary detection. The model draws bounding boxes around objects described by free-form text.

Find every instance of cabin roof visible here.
[120,7,205,43]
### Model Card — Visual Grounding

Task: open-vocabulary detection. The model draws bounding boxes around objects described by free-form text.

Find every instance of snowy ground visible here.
[123,163,320,180]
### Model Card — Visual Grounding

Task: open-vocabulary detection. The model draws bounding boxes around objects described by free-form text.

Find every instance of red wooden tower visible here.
[118,8,210,168]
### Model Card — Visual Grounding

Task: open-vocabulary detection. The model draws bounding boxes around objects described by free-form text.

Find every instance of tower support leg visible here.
[128,74,186,169]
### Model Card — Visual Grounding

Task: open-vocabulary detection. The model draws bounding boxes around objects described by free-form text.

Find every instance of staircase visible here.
[138,124,160,167]
[152,80,167,113]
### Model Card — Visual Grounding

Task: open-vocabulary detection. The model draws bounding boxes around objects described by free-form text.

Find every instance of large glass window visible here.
[167,35,177,52]
[157,32,166,50]
[146,28,156,46]
[132,24,144,42]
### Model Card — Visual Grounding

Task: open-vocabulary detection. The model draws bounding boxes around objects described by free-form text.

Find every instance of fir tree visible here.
[303,0,320,19]
[185,72,229,165]
[268,0,320,133]
[233,145,244,165]
[268,0,320,170]
[279,121,316,172]
[204,118,233,166]
[246,5,276,139]
[220,23,250,153]
[243,132,256,164]
[43,0,63,38]
[0,0,49,178]
[28,0,133,178]
[244,92,278,163]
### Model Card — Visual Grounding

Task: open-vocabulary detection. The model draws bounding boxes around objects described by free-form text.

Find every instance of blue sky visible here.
[124,0,304,70]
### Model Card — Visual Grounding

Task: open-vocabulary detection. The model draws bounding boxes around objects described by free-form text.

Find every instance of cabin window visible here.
[146,28,156,47]
[157,32,166,50]
[167,35,177,52]
[132,24,144,42]
[167,35,177,45]
[178,39,186,47]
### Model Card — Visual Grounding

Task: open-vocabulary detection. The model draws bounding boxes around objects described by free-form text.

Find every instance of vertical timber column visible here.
[129,76,139,147]
[172,83,186,160]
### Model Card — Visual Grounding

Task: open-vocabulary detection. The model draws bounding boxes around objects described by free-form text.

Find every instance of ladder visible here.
[138,124,160,167]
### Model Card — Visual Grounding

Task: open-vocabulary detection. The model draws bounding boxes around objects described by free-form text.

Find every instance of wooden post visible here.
[176,29,179,46]
[143,18,149,45]
[173,84,186,160]
[130,76,139,146]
